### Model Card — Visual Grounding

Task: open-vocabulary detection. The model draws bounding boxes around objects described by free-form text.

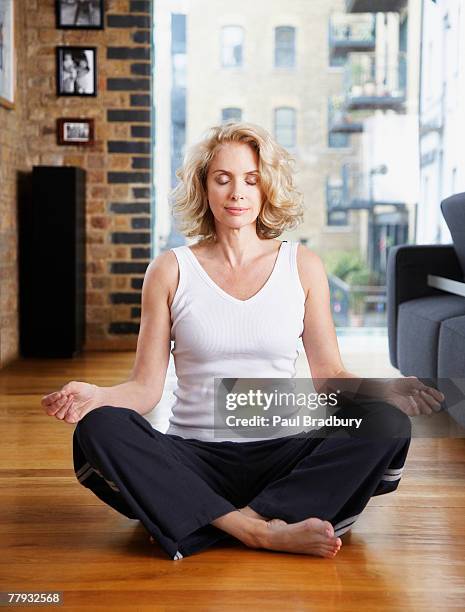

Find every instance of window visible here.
[221,26,244,67]
[328,96,350,148]
[274,26,296,68]
[328,132,350,148]
[330,54,346,68]
[221,107,242,123]
[274,107,296,148]
[327,210,349,226]
[326,178,349,226]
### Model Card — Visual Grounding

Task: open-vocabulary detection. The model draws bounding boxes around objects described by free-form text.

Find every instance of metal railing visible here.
[328,275,387,327]
[329,14,376,46]
[343,51,407,102]
[328,95,370,133]
[326,165,366,211]
[327,162,409,212]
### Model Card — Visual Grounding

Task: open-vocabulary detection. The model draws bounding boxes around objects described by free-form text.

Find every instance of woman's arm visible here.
[297,245,355,382]
[122,250,178,414]
[42,251,179,422]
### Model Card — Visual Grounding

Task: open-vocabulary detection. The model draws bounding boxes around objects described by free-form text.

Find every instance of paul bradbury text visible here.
[225,415,363,429]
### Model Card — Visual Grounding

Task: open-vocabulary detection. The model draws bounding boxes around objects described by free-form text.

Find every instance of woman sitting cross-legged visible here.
[42,121,443,561]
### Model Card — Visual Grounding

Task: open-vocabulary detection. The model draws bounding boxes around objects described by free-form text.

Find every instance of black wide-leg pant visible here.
[73,401,411,560]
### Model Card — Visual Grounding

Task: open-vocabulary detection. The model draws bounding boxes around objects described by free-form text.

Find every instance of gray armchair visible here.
[387,193,465,427]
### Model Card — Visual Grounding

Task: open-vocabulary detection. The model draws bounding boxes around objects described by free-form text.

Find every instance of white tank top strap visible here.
[288,240,306,302]
[169,245,193,311]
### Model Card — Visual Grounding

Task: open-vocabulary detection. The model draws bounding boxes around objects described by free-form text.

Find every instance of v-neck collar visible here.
[184,240,288,305]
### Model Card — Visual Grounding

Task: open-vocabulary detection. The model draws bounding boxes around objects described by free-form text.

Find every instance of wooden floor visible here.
[1,350,465,611]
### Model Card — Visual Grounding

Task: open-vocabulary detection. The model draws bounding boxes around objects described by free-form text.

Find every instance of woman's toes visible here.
[322,548,337,558]
[327,543,341,556]
[328,550,338,558]
[325,540,341,554]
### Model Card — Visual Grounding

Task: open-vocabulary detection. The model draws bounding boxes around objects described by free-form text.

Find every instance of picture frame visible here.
[0,0,15,109]
[56,46,97,97]
[55,0,104,30]
[57,117,95,146]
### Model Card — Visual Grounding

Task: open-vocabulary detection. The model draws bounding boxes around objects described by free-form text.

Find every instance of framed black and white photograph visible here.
[55,0,104,30]
[0,0,15,108]
[56,46,97,96]
[57,117,95,146]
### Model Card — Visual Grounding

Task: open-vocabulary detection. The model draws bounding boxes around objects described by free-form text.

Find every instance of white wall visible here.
[361,113,419,205]
[418,0,465,244]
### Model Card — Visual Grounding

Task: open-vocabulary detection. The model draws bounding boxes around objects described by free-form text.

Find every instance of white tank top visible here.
[167,240,306,442]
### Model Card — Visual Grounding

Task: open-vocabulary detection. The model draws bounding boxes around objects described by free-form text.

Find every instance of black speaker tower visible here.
[19,166,86,358]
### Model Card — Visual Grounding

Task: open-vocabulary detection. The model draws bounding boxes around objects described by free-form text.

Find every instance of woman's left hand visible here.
[382,376,445,416]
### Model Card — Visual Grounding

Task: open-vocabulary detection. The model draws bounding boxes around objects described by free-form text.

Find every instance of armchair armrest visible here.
[427,275,465,298]
[387,244,463,369]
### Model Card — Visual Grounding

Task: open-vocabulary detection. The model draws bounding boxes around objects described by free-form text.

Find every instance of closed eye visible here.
[216,178,258,185]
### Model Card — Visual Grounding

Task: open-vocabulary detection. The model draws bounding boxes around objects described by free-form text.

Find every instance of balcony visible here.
[326,168,372,212]
[326,165,407,211]
[343,52,406,111]
[345,0,407,13]
[329,14,376,63]
[328,95,369,133]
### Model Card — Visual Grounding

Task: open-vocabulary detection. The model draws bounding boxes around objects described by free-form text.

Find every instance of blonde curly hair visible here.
[170,121,305,242]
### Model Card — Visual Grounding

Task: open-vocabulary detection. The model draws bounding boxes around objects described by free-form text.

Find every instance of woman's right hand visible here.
[41,381,101,424]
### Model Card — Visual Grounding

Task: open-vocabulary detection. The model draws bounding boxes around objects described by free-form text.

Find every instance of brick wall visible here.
[0,4,28,367]
[0,0,154,367]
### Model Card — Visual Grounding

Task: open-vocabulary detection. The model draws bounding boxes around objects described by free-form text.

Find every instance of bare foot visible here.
[258,517,342,558]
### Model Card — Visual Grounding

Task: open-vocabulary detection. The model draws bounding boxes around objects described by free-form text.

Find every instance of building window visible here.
[328,132,350,148]
[221,26,244,67]
[274,107,296,148]
[222,107,242,123]
[170,14,186,190]
[330,54,346,68]
[327,210,349,226]
[326,179,349,226]
[274,26,296,68]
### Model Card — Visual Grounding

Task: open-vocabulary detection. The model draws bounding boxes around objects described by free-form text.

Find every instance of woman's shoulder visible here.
[295,243,328,298]
[295,242,324,267]
[149,248,179,273]
[144,249,181,306]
